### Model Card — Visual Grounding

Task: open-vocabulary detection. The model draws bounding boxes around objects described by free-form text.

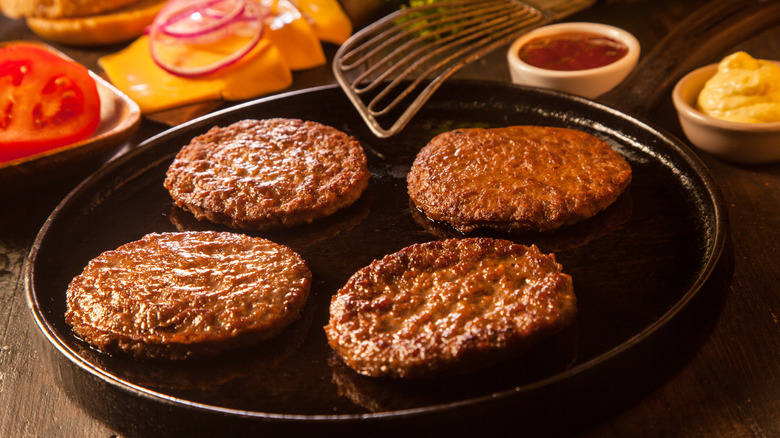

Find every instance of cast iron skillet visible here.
[23,0,779,436]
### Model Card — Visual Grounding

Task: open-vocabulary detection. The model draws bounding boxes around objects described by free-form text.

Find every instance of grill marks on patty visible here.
[67,123,629,379]
[164,118,370,231]
[325,238,576,379]
[407,126,632,233]
[65,231,311,360]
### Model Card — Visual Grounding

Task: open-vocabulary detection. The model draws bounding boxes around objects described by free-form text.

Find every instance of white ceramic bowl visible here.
[672,62,780,164]
[506,22,640,98]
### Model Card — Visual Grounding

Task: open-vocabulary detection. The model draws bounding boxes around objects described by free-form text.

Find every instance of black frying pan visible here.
[24,0,779,436]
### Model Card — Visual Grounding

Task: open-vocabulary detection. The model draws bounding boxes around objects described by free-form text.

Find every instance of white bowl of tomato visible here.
[0,42,140,197]
[506,22,640,99]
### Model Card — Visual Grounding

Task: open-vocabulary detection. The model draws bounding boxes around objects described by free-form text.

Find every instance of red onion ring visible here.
[160,0,246,39]
[149,0,265,78]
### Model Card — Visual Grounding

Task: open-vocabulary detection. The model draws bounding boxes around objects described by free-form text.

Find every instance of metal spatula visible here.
[333,0,596,138]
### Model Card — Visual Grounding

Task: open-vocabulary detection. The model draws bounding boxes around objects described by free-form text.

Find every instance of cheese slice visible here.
[293,0,353,45]
[263,0,326,70]
[97,0,351,113]
[98,36,292,114]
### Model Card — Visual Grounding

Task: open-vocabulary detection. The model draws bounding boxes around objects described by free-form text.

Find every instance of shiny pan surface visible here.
[26,81,728,436]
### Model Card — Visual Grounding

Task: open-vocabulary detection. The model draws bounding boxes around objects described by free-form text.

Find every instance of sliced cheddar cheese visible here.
[262,0,326,70]
[293,0,353,45]
[97,0,352,113]
[99,36,292,114]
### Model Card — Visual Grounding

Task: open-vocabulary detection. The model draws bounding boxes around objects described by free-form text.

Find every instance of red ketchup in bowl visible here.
[518,32,629,71]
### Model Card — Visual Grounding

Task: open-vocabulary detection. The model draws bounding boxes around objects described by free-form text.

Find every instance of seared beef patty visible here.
[407,126,632,233]
[325,237,576,378]
[164,118,370,231]
[66,231,311,360]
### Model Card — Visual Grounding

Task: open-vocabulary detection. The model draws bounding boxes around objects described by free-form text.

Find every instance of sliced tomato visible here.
[0,44,101,163]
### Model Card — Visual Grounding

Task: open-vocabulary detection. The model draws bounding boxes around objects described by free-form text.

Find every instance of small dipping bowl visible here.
[507,22,640,98]
[672,62,780,164]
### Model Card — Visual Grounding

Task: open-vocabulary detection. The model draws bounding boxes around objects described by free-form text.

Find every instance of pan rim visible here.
[24,80,728,425]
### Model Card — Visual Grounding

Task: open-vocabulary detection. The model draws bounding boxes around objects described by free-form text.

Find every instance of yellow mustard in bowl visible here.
[697,51,780,123]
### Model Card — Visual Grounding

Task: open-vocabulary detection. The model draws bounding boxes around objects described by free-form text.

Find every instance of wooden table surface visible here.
[2,0,780,436]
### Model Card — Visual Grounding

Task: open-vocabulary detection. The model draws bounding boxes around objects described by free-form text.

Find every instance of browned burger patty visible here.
[407,126,632,233]
[325,237,576,378]
[65,231,311,360]
[164,118,370,231]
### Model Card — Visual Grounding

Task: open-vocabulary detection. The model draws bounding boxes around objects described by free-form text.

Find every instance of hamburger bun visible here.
[1,0,140,19]
[2,0,166,46]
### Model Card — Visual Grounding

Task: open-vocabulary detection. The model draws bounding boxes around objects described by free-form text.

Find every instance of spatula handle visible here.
[599,0,780,117]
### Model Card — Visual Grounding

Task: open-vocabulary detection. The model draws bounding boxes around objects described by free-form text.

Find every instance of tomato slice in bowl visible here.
[0,43,101,163]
